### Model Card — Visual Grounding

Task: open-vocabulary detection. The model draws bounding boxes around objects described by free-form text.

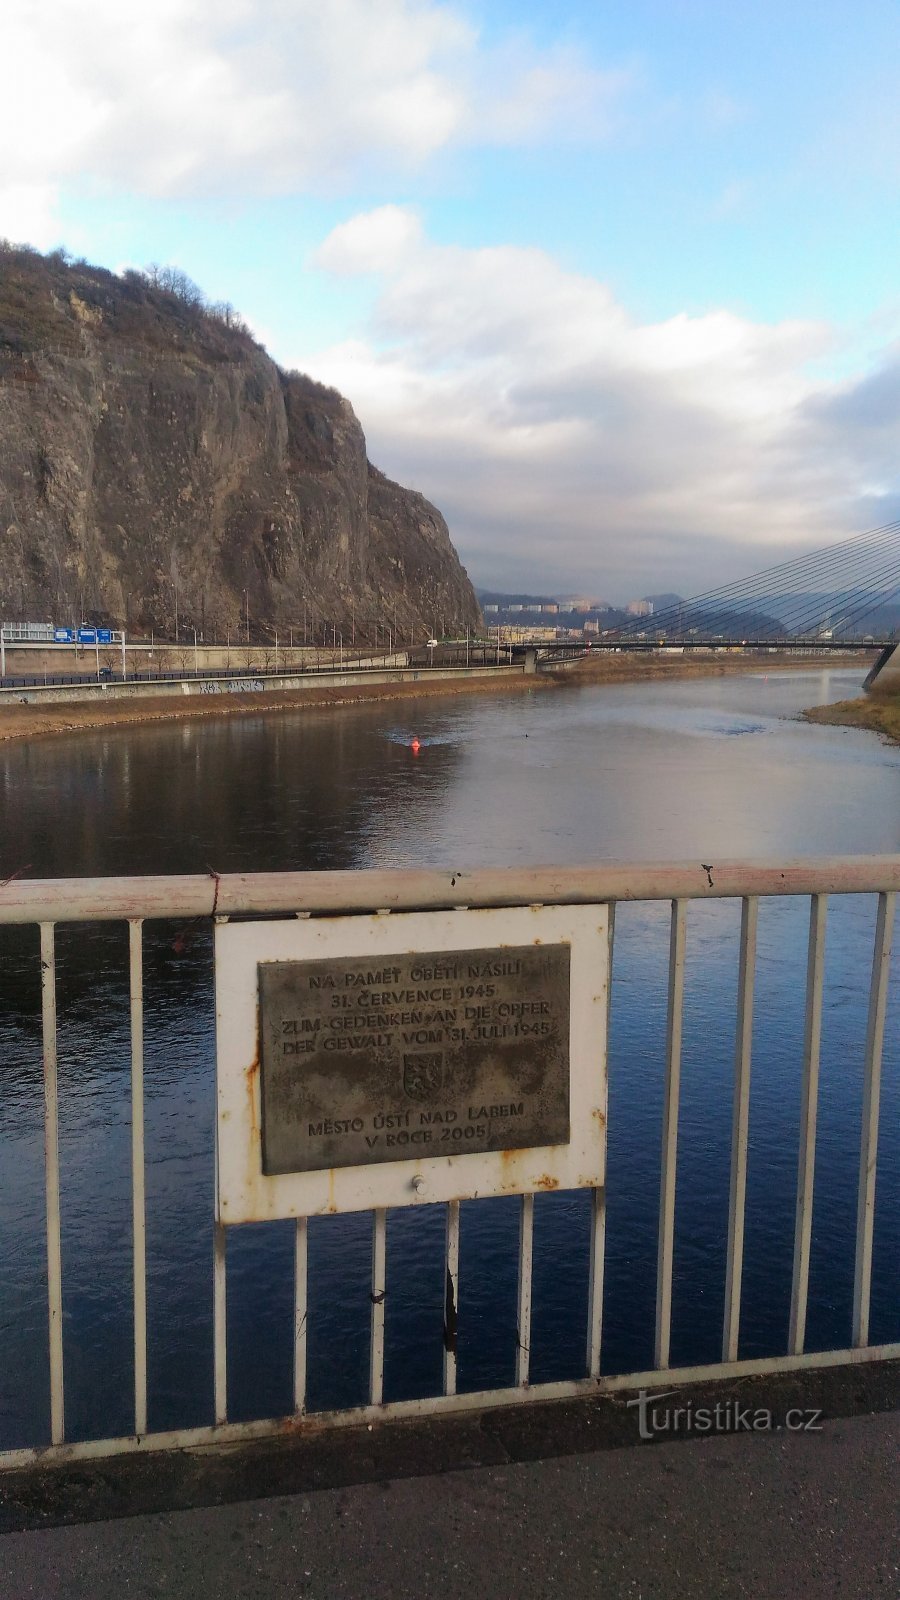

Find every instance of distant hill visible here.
[0,244,480,639]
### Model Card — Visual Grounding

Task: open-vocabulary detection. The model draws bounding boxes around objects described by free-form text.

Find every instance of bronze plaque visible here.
[258,944,571,1174]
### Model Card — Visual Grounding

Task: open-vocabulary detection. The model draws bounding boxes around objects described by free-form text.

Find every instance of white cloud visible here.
[298,208,900,595]
[0,0,631,226]
[0,184,62,250]
[315,207,425,276]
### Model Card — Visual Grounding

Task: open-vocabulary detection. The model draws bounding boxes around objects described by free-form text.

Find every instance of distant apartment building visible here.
[497,625,559,643]
[626,599,654,617]
[542,603,559,615]
[483,603,499,614]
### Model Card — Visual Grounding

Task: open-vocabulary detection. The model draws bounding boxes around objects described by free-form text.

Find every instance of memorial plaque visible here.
[258,943,571,1174]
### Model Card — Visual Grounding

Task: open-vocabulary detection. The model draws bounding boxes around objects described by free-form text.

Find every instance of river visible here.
[0,667,898,1444]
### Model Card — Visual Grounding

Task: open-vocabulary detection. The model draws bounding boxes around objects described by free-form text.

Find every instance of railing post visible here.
[293,1217,308,1414]
[213,1223,227,1425]
[655,899,687,1369]
[443,1201,460,1396]
[516,1193,534,1387]
[370,1209,387,1405]
[789,894,827,1355]
[723,896,758,1363]
[852,891,896,1347]
[586,904,614,1379]
[129,919,148,1435]
[40,923,65,1445]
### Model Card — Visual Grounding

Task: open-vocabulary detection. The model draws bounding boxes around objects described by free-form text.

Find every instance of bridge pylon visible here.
[865,643,900,690]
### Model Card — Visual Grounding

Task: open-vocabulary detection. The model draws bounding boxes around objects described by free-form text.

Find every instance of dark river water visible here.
[1,668,898,1446]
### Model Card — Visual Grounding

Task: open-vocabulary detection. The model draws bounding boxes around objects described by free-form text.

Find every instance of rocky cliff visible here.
[0,246,480,640]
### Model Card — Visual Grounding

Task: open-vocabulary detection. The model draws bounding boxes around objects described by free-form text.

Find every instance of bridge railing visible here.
[0,858,896,1469]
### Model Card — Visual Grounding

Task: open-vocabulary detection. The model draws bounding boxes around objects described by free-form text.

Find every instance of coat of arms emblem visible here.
[403,1052,443,1100]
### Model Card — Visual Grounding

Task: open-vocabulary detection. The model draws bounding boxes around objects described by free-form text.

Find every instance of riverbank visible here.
[803,683,900,747]
[0,652,871,746]
[564,649,867,684]
[0,670,544,745]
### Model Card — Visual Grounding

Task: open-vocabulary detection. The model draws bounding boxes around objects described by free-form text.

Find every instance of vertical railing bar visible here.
[443,1200,460,1396]
[587,903,614,1379]
[128,919,147,1436]
[655,899,687,1370]
[213,1222,227,1425]
[40,922,65,1446]
[723,895,758,1363]
[852,890,896,1348]
[788,893,827,1356]
[293,1217,308,1414]
[516,1192,534,1387]
[370,1208,387,1405]
[586,1186,605,1379]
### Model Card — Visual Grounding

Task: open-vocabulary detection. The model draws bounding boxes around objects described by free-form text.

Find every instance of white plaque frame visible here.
[215,904,608,1222]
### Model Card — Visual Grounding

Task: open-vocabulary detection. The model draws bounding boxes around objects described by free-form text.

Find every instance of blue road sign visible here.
[54,628,76,643]
[77,628,97,644]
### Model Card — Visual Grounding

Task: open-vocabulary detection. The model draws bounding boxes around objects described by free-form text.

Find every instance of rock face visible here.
[0,246,480,640]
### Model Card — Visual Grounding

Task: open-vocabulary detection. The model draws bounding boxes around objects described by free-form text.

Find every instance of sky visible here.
[2,0,899,599]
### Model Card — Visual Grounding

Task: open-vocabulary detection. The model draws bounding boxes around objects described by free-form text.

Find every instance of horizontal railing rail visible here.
[0,858,896,1470]
[1,857,899,924]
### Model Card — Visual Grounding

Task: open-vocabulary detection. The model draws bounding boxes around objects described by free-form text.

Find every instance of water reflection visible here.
[0,669,898,1444]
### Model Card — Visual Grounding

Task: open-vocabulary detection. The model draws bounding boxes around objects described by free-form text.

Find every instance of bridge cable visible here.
[625,521,900,641]
[621,520,900,634]
[621,519,900,636]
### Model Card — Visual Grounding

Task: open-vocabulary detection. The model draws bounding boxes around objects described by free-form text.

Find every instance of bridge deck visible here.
[2,1377,897,1597]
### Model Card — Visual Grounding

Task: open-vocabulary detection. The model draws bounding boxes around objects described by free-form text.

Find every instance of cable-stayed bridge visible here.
[613,520,900,648]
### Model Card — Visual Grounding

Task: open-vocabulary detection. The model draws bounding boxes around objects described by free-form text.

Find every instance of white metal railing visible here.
[0,857,897,1468]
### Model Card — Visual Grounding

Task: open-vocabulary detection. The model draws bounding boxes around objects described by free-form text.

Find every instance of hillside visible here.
[0,246,480,640]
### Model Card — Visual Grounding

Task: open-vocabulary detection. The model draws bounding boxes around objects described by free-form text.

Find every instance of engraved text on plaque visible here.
[259,943,570,1174]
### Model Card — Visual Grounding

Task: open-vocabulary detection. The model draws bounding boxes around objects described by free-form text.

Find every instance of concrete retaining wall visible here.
[0,663,526,709]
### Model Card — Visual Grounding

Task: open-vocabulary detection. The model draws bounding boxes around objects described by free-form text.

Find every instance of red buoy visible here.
[411,737,421,753]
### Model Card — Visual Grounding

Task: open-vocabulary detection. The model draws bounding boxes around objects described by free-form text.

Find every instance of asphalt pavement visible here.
[1,1406,897,1599]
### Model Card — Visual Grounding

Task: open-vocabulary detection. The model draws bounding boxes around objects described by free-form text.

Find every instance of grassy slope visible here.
[803,685,900,746]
